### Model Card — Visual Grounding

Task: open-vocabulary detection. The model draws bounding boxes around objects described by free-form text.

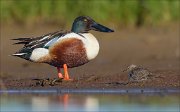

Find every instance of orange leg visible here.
[63,64,73,81]
[57,67,63,79]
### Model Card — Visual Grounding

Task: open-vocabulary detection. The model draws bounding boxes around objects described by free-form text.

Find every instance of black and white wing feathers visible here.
[12,30,68,60]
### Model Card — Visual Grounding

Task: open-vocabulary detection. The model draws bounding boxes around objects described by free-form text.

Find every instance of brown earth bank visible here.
[0,69,179,90]
[0,23,180,90]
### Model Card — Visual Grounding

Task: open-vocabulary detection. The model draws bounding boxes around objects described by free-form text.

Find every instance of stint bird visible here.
[124,64,153,82]
[12,16,114,80]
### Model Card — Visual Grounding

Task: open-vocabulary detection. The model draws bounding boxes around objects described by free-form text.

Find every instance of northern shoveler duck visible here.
[12,16,114,80]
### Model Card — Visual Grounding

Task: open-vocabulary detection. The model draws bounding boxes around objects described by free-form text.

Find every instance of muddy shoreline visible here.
[0,24,179,90]
[1,69,179,90]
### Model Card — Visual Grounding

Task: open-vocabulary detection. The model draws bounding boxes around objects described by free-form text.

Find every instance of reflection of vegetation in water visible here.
[1,0,179,26]
[98,94,179,105]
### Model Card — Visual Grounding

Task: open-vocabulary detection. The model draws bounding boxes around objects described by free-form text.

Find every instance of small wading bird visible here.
[124,64,153,82]
[12,16,114,81]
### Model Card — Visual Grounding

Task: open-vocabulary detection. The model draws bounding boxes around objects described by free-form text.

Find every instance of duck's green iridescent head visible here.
[71,16,114,33]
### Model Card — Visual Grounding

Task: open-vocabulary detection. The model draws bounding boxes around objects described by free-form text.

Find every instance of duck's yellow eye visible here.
[84,19,87,22]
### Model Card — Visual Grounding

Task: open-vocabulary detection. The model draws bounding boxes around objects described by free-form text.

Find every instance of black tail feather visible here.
[12,37,34,45]
[13,41,29,45]
[11,38,33,41]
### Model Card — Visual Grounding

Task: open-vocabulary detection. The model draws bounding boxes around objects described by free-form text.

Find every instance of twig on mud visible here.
[104,81,130,86]
[32,78,63,86]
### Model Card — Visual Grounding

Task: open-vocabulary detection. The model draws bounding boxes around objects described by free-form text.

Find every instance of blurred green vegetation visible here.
[0,0,179,27]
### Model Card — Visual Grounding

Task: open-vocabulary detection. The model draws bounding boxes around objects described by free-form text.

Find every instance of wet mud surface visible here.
[1,70,179,89]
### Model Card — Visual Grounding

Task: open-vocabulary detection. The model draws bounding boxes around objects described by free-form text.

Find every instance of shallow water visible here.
[0,90,179,112]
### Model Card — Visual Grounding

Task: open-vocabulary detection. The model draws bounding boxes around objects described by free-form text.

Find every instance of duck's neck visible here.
[71,24,86,33]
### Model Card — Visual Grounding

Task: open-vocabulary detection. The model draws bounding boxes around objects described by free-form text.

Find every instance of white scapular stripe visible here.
[39,35,49,41]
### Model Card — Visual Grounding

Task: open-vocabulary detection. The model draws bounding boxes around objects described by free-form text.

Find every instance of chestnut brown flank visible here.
[48,38,89,68]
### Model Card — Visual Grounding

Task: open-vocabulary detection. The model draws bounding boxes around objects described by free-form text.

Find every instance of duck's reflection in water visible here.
[31,94,99,111]
[31,96,49,111]
[57,94,99,111]
[85,96,99,111]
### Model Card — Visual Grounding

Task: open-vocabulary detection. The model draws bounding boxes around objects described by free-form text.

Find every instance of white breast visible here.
[81,33,99,60]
